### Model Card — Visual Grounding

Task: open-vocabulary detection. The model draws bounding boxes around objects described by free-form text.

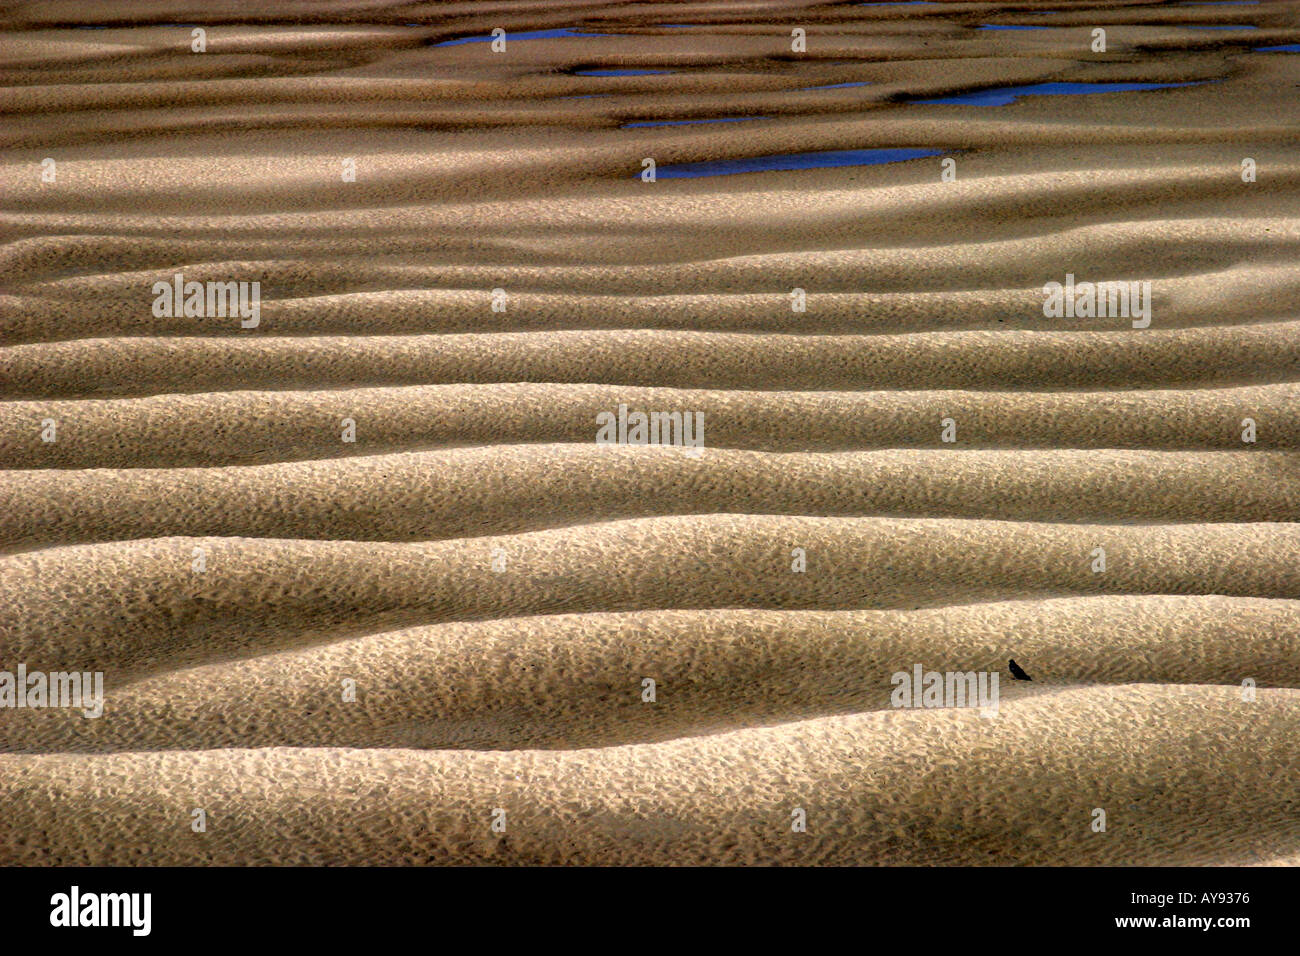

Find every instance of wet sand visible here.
[1,0,1298,865]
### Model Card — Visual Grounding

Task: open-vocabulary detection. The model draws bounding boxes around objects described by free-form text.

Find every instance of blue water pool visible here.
[654,147,944,179]
[434,28,610,46]
[917,81,1204,106]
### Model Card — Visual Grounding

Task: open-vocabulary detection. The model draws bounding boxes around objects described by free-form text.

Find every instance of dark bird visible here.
[1008,659,1033,681]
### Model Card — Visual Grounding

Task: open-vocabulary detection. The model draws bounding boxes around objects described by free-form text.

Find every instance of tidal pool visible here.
[917,81,1204,106]
[654,147,944,179]
[434,28,611,46]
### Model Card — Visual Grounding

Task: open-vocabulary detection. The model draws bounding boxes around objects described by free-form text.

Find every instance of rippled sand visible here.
[1,0,1298,866]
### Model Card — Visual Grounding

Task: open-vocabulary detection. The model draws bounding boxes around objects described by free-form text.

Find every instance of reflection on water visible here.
[918,81,1204,106]
[655,147,944,179]
[434,28,611,46]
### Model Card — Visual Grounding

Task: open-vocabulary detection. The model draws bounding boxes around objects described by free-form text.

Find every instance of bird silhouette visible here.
[1008,659,1033,681]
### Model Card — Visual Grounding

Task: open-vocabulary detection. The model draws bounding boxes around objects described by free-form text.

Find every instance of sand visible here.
[1,0,1298,866]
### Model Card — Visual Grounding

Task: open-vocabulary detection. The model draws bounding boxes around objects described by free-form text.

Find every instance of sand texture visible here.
[1,0,1298,866]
